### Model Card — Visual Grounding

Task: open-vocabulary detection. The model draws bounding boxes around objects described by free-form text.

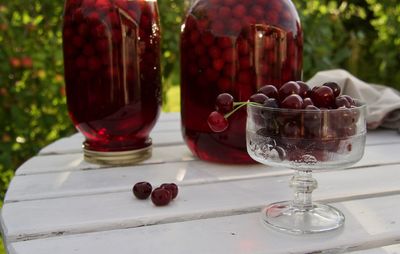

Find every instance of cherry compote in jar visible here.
[63,0,161,165]
[180,0,303,163]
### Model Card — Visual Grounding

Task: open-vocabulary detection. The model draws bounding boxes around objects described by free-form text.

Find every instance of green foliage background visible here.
[0,0,399,252]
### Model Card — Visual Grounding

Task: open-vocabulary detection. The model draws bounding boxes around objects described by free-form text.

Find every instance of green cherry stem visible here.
[225,101,261,119]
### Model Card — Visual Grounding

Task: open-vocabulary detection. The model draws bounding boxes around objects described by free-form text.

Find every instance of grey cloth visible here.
[307,69,400,131]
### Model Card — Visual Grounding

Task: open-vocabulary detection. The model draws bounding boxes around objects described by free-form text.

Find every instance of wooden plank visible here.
[158,112,180,122]
[7,142,400,202]
[7,194,400,254]
[153,119,180,132]
[23,131,400,176]
[2,163,400,243]
[6,162,286,202]
[349,245,400,254]
[16,145,195,176]
[352,142,400,168]
[366,129,400,146]
[38,130,184,155]
[37,129,400,156]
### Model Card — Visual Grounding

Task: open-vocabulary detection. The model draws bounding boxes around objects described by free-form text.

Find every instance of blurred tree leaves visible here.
[0,1,72,203]
[295,0,400,86]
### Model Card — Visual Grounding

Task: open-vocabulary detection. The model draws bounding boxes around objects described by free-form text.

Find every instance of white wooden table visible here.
[1,112,400,254]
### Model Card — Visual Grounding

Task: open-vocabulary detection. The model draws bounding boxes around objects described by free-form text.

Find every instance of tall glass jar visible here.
[62,0,161,165]
[180,0,303,164]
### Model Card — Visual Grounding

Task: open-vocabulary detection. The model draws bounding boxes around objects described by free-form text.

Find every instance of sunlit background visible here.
[1,0,399,252]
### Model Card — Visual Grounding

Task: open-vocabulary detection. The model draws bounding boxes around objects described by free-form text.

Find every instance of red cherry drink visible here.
[63,0,161,165]
[181,0,303,163]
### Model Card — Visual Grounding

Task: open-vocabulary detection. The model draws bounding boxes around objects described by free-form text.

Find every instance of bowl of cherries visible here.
[208,81,367,234]
[208,80,367,168]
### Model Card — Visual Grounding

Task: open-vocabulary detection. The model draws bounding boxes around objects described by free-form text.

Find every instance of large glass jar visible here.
[180,0,303,164]
[62,0,161,165]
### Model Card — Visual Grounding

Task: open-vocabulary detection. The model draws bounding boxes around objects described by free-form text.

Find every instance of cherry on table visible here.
[151,187,172,206]
[133,182,153,200]
[160,183,179,199]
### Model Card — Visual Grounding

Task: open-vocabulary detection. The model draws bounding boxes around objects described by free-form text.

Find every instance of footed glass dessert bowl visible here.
[246,103,367,234]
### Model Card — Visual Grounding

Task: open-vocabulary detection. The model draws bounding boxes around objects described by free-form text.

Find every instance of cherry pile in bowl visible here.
[208,81,364,162]
[133,182,179,206]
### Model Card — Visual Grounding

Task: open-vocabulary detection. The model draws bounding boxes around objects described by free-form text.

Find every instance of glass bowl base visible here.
[262,201,345,234]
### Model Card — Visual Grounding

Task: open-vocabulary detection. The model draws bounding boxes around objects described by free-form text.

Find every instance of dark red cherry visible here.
[283,121,301,138]
[133,182,152,200]
[281,94,303,109]
[249,93,268,104]
[338,107,354,125]
[279,81,300,101]
[232,4,246,18]
[342,95,356,106]
[207,111,229,132]
[303,98,314,108]
[151,187,172,206]
[304,105,322,135]
[258,85,278,99]
[311,86,335,108]
[296,81,311,98]
[216,93,234,113]
[335,95,351,108]
[160,183,179,199]
[338,123,357,137]
[218,37,232,48]
[350,105,361,123]
[305,105,319,110]
[263,98,279,108]
[323,82,341,97]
